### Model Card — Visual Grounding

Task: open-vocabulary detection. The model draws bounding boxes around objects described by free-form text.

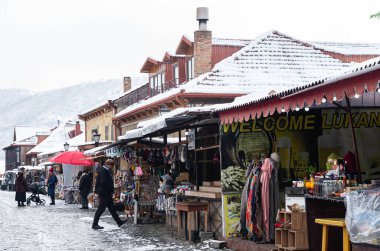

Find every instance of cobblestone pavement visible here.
[0,191,218,251]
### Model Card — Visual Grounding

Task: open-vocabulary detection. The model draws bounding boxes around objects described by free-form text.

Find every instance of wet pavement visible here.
[0,191,219,251]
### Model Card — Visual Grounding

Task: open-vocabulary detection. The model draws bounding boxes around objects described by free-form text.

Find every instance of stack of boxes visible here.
[275,210,309,251]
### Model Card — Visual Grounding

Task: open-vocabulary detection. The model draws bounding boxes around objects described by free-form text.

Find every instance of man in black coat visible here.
[92,159,127,229]
[79,169,91,209]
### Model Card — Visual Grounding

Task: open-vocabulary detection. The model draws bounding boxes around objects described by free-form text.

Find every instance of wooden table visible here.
[176,202,209,242]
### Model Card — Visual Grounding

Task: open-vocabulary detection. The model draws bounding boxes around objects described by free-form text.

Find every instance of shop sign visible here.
[222,111,380,133]
[106,147,126,157]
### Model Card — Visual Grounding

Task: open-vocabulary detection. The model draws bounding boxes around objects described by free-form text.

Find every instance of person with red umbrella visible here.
[92,159,127,229]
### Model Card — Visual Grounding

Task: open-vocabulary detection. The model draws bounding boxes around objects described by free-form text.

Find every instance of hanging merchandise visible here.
[179,144,188,163]
[260,158,273,242]
[134,166,143,176]
[236,153,280,243]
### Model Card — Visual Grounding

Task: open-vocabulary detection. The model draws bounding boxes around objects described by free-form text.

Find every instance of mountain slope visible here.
[0,79,123,159]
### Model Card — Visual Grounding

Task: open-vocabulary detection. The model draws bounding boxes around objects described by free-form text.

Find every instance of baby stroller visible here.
[27,182,47,206]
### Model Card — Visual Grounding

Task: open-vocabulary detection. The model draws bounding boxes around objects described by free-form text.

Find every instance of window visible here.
[111,125,114,141]
[149,72,166,96]
[91,128,99,141]
[16,147,20,163]
[161,73,166,92]
[186,57,194,81]
[105,125,109,141]
[149,77,155,95]
[157,74,162,93]
[173,65,179,86]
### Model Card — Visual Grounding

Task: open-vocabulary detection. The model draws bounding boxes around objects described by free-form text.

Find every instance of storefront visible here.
[104,108,224,239]
[217,57,380,250]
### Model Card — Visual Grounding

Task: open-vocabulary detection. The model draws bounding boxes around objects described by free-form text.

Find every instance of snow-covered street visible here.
[0,191,212,251]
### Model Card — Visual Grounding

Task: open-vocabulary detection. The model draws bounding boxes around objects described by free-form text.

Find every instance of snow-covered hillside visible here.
[0,76,147,171]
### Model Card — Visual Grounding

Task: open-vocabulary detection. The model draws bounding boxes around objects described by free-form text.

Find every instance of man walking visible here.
[92,159,127,229]
[79,169,91,209]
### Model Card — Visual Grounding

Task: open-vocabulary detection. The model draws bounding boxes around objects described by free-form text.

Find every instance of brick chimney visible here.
[194,7,212,78]
[36,134,49,144]
[123,77,132,92]
[75,121,81,136]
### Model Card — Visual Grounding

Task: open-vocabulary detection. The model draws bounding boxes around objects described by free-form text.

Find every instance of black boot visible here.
[50,196,55,205]
[18,201,21,207]
[21,202,25,207]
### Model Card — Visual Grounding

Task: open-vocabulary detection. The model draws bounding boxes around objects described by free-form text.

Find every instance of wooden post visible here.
[345,94,362,183]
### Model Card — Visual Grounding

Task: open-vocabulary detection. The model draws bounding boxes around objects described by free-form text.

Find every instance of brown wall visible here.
[321,51,379,63]
[212,45,243,68]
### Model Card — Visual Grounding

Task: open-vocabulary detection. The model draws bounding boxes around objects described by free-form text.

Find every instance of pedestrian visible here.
[79,169,91,209]
[47,167,58,205]
[15,171,27,207]
[74,171,82,187]
[39,172,46,186]
[92,159,127,229]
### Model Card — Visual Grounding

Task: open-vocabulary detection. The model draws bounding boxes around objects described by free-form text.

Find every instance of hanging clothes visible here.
[240,166,253,237]
[260,158,273,242]
[268,155,280,242]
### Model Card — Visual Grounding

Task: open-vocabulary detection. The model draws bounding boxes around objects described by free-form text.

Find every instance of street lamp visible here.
[93,132,101,147]
[63,142,69,151]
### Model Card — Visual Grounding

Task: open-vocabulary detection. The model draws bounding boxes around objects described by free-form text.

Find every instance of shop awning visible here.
[219,57,380,124]
[83,144,110,156]
[118,107,213,141]
[19,165,45,171]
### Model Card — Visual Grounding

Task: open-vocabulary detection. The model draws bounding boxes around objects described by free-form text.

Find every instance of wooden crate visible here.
[281,229,289,247]
[199,186,222,193]
[291,212,307,230]
[211,181,221,187]
[276,211,309,250]
[278,210,292,225]
[288,230,309,250]
[275,228,282,246]
[184,190,221,198]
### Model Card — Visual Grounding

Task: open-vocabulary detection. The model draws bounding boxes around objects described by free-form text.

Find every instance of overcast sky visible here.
[0,0,379,91]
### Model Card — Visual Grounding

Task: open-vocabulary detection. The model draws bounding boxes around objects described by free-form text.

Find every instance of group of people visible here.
[15,167,58,206]
[14,158,127,229]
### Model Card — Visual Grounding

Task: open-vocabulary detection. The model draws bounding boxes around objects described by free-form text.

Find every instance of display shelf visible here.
[276,211,309,250]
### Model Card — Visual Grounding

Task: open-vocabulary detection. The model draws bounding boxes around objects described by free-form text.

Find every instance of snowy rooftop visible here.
[212,38,252,47]
[27,121,79,156]
[2,135,38,149]
[14,125,51,142]
[115,30,350,119]
[217,55,380,111]
[310,41,380,56]
[183,34,252,47]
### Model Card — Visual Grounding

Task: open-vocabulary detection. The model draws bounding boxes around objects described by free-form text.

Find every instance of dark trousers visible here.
[93,195,122,226]
[49,195,55,204]
[81,194,88,208]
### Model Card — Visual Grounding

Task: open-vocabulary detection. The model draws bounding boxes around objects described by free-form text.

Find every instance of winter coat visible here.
[15,175,27,193]
[79,173,92,196]
[47,174,58,196]
[95,166,114,197]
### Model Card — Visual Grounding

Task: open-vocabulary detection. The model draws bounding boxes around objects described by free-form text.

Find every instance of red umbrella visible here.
[49,151,94,166]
